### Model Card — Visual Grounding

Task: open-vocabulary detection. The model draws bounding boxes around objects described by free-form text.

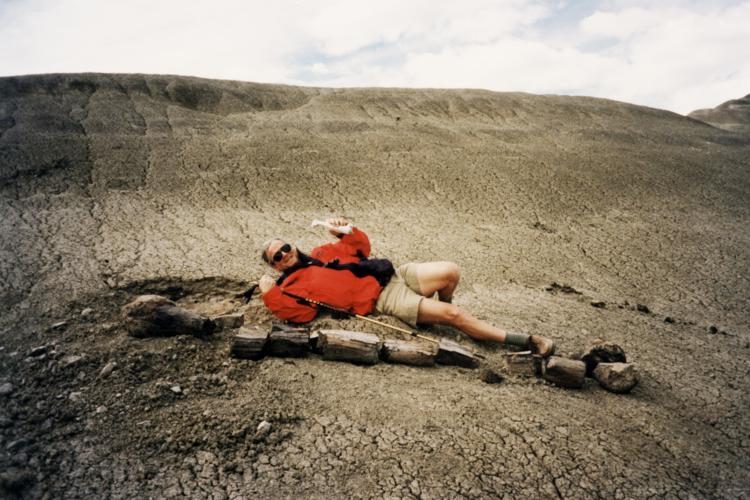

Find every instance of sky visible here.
[1,0,748,114]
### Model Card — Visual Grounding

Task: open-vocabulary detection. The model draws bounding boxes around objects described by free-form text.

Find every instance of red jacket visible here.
[262,228,382,323]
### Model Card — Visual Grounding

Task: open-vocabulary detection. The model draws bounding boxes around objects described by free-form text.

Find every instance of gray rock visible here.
[593,362,639,394]
[170,385,183,394]
[0,382,14,396]
[100,361,117,377]
[80,307,94,318]
[61,354,83,367]
[69,391,83,402]
[255,420,272,440]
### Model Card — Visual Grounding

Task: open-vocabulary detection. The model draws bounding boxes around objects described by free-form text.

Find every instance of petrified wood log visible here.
[267,326,310,357]
[231,326,269,360]
[122,295,215,338]
[593,362,639,393]
[380,338,438,366]
[436,339,478,368]
[317,329,382,364]
[542,357,586,388]
[504,351,541,377]
[212,312,245,331]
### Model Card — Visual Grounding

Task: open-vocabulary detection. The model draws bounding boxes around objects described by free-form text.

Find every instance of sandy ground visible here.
[0,74,749,498]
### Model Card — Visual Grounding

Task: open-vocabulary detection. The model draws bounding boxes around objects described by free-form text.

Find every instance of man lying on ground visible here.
[258,218,555,357]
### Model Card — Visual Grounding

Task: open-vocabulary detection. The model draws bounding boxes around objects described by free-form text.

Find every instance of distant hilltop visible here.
[689,94,750,134]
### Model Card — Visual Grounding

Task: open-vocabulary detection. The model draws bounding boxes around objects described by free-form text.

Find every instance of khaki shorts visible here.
[375,262,423,327]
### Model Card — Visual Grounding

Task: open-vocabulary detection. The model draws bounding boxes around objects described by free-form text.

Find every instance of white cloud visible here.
[0,0,748,114]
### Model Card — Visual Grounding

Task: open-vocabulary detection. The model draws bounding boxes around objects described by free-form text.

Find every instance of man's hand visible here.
[327,217,350,237]
[259,275,276,294]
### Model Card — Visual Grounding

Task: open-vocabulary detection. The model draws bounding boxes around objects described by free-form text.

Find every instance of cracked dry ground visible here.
[1,74,749,498]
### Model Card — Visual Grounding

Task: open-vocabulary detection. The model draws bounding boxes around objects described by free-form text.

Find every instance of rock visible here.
[170,385,182,394]
[593,362,639,393]
[100,361,117,377]
[80,307,94,318]
[0,383,14,396]
[28,345,49,357]
[61,354,83,367]
[635,304,650,314]
[542,357,586,389]
[0,467,35,494]
[479,367,504,384]
[255,420,272,440]
[664,316,675,323]
[581,341,627,377]
[69,391,83,402]
[590,301,606,309]
[121,295,215,338]
[95,405,107,414]
[50,321,68,331]
[212,312,245,330]
[708,325,718,334]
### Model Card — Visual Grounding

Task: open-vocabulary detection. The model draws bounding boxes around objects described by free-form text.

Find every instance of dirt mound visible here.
[1,74,749,498]
[688,94,750,134]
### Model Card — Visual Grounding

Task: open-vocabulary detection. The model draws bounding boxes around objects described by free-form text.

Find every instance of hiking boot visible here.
[529,334,556,358]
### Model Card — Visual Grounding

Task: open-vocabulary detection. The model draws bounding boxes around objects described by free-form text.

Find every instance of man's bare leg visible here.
[414,261,460,303]
[416,297,556,356]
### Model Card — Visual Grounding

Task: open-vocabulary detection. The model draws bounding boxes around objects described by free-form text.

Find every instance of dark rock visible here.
[636,304,650,314]
[28,345,49,357]
[479,367,504,384]
[590,301,606,309]
[0,467,35,494]
[708,325,718,334]
[546,282,581,294]
[664,316,675,324]
[581,340,627,377]
[593,362,639,393]
[50,321,68,331]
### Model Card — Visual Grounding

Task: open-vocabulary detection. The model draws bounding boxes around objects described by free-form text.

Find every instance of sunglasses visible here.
[272,243,292,263]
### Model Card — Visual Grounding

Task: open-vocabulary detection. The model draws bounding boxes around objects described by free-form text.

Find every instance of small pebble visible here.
[170,385,182,394]
[95,405,107,414]
[50,321,68,331]
[100,361,116,377]
[255,420,272,440]
[80,308,94,318]
[0,383,14,396]
[69,391,83,402]
[61,354,83,366]
[708,325,718,334]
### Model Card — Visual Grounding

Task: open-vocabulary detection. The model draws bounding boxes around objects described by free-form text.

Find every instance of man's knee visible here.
[441,303,466,326]
[445,262,460,284]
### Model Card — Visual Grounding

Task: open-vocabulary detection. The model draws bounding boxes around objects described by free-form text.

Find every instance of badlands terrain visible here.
[0,74,748,498]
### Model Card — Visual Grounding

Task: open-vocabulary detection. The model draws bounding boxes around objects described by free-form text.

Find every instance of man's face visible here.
[266,240,299,271]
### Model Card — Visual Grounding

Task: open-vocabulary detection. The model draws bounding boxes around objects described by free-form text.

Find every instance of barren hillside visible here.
[1,74,749,498]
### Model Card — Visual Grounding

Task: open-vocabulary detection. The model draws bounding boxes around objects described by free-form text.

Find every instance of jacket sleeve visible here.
[338,227,371,258]
[261,285,317,323]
